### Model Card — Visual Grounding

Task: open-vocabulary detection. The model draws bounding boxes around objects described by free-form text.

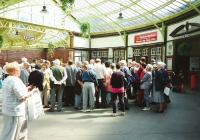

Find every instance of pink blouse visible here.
[111,87,124,94]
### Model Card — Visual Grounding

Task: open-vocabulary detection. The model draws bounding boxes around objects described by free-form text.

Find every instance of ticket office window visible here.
[151,47,161,62]
[91,50,108,62]
[113,49,125,63]
[133,47,162,63]
[133,48,150,62]
[133,49,141,62]
[74,50,89,62]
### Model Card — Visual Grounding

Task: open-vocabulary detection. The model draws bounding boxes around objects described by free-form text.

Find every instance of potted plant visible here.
[48,43,55,58]
[80,22,90,38]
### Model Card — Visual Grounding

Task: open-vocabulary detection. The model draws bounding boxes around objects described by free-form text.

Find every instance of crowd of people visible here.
[0,56,173,139]
[0,57,172,114]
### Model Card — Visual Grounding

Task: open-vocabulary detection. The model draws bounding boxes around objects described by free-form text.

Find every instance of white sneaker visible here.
[120,112,125,116]
[111,113,117,117]
[89,109,94,112]
[81,109,87,113]
[142,107,150,111]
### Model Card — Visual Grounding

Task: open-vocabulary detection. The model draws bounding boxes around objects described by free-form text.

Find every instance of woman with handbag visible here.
[0,62,36,140]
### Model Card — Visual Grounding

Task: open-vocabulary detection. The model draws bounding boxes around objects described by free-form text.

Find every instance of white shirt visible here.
[106,67,113,77]
[94,63,106,79]
[3,64,8,74]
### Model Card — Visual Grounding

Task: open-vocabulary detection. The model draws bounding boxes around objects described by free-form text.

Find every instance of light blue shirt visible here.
[2,76,27,116]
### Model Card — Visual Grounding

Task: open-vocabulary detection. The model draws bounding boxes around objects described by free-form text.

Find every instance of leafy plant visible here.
[48,43,55,58]
[80,23,90,38]
[0,35,3,48]
[60,0,75,10]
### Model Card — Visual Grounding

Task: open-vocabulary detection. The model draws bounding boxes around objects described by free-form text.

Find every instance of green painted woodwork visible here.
[0,0,25,10]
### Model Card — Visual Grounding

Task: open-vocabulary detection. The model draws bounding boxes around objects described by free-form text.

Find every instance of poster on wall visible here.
[166,41,173,56]
[166,58,173,70]
[190,57,200,71]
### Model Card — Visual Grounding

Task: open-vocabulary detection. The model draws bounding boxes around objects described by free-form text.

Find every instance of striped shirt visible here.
[2,76,27,116]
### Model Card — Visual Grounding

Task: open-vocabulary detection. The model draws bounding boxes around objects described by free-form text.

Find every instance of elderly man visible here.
[48,59,67,112]
[20,62,31,86]
[94,58,107,108]
[64,60,78,106]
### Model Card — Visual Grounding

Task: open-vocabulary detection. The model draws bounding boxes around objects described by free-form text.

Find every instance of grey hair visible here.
[157,61,166,69]
[53,59,60,66]
[76,61,82,67]
[146,64,153,71]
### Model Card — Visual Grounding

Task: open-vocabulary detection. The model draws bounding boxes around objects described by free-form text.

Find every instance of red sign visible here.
[134,32,157,43]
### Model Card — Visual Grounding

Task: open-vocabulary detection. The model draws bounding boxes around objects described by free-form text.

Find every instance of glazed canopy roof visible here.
[0,0,199,35]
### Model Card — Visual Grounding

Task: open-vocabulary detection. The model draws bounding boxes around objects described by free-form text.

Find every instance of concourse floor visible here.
[0,91,200,140]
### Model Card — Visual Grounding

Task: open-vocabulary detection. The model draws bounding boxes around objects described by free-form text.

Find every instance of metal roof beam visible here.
[76,0,141,21]
[82,0,175,28]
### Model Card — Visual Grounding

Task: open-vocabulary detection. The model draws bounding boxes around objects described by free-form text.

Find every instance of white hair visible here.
[157,61,166,68]
[120,60,127,66]
[76,61,82,67]
[53,59,60,66]
[146,64,153,71]
[21,57,27,63]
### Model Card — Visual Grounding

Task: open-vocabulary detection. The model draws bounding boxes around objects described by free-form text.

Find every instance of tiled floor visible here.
[0,91,200,140]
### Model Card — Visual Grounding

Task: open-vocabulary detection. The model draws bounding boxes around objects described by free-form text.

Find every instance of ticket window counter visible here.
[91,50,108,63]
[113,49,126,63]
[133,47,162,63]
[150,47,162,62]
[74,50,89,62]
[133,48,149,62]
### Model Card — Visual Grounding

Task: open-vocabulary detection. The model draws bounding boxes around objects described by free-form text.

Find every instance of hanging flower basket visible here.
[80,23,90,38]
[60,0,75,11]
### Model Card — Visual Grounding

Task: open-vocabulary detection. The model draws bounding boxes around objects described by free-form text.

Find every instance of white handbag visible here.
[27,89,44,121]
[164,87,171,96]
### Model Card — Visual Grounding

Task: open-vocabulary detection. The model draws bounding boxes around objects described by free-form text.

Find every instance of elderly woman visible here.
[0,62,36,140]
[140,64,153,111]
[153,62,166,113]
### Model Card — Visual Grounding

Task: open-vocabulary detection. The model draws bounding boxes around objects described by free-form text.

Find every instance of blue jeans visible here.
[75,94,82,108]
[82,82,95,110]
[144,89,150,107]
[106,92,112,105]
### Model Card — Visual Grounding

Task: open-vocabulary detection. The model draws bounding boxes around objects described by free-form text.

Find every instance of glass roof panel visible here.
[0,0,80,32]
[138,0,157,11]
[73,0,90,9]
[0,0,200,35]
[96,1,119,13]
